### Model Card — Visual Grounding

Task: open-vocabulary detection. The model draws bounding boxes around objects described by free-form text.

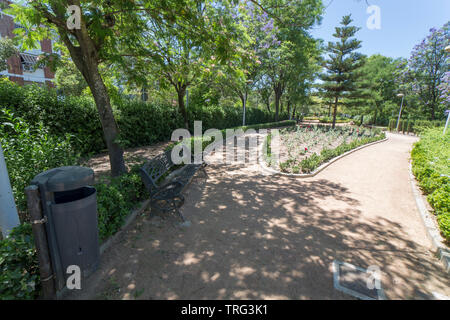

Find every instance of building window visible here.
[20,53,38,72]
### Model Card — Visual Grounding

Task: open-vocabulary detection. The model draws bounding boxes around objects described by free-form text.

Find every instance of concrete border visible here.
[408,162,450,273]
[258,136,389,178]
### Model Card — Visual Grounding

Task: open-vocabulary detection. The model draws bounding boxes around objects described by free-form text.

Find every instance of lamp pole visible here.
[396,93,405,131]
[444,110,450,135]
[242,80,253,126]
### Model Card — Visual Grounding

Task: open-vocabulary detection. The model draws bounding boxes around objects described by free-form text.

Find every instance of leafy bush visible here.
[0,108,79,212]
[411,127,449,242]
[0,79,290,154]
[0,224,40,300]
[388,117,445,134]
[96,167,148,241]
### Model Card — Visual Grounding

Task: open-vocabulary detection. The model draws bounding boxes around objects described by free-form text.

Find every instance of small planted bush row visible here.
[319,116,351,124]
[96,166,148,242]
[388,118,446,135]
[411,127,449,242]
[268,125,385,174]
[298,134,385,173]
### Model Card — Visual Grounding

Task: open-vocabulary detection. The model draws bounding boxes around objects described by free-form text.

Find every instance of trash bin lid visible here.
[31,166,95,192]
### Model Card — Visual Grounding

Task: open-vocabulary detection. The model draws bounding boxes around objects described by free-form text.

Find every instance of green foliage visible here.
[0,108,79,212]
[0,224,40,300]
[411,127,450,242]
[54,58,88,97]
[388,118,445,134]
[319,15,365,126]
[0,79,104,155]
[319,116,350,124]
[96,168,148,241]
[0,38,18,71]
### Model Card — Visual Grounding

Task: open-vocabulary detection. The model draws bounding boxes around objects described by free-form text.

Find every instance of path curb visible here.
[258,137,389,178]
[408,162,450,273]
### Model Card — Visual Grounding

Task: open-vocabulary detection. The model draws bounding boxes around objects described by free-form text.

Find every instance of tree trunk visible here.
[292,105,297,120]
[332,96,338,129]
[177,85,189,130]
[287,100,291,120]
[85,65,127,177]
[373,108,377,126]
[274,84,282,122]
[61,26,126,177]
[328,104,332,117]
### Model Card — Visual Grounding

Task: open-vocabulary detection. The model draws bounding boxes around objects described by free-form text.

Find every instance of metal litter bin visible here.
[31,166,99,291]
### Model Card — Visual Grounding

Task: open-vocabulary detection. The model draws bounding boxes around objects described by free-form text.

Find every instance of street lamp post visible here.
[396,93,405,131]
[242,80,253,126]
[444,110,450,135]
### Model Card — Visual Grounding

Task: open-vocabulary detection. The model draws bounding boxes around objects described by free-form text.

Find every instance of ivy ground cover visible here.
[268,125,385,174]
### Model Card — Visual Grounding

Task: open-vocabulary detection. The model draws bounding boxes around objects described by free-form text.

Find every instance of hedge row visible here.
[388,118,446,134]
[0,79,288,155]
[411,127,449,242]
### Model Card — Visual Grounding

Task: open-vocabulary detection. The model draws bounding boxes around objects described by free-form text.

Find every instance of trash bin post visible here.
[25,185,56,300]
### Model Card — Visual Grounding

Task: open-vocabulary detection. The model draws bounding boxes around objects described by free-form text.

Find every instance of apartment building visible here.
[0,2,55,86]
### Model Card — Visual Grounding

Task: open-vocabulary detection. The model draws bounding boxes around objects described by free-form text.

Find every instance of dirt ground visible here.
[82,141,172,182]
[65,132,450,300]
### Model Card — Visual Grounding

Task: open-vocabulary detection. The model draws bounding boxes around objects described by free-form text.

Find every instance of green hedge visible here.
[0,108,79,212]
[319,116,351,124]
[388,118,445,134]
[0,79,287,155]
[411,127,449,242]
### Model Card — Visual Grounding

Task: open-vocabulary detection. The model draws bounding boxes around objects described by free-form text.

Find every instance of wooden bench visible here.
[139,150,207,222]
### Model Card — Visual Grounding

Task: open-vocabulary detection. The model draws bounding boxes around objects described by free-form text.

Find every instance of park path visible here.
[67,132,450,300]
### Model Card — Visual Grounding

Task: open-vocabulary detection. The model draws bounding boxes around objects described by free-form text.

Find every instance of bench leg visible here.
[201,164,209,179]
[172,195,186,222]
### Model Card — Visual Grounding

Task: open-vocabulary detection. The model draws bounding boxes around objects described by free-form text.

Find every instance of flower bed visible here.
[267,125,385,174]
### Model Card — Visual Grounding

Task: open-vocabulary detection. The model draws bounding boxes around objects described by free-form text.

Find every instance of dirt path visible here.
[66,132,450,300]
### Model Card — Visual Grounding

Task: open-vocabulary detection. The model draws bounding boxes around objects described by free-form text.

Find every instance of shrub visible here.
[96,167,148,241]
[411,127,450,242]
[0,79,290,155]
[0,108,79,212]
[0,224,40,300]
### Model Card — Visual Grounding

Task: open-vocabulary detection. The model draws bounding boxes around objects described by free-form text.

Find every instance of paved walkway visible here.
[68,132,450,300]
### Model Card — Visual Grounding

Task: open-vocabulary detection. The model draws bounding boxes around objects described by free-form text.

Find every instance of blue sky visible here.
[310,0,450,59]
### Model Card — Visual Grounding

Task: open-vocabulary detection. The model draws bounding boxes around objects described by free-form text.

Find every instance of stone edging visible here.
[258,137,389,178]
[408,162,450,273]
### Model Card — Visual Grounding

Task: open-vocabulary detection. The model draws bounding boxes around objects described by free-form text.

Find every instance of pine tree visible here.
[320,15,365,128]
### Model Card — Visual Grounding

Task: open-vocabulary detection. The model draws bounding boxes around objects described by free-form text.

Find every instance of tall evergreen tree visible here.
[320,15,365,128]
